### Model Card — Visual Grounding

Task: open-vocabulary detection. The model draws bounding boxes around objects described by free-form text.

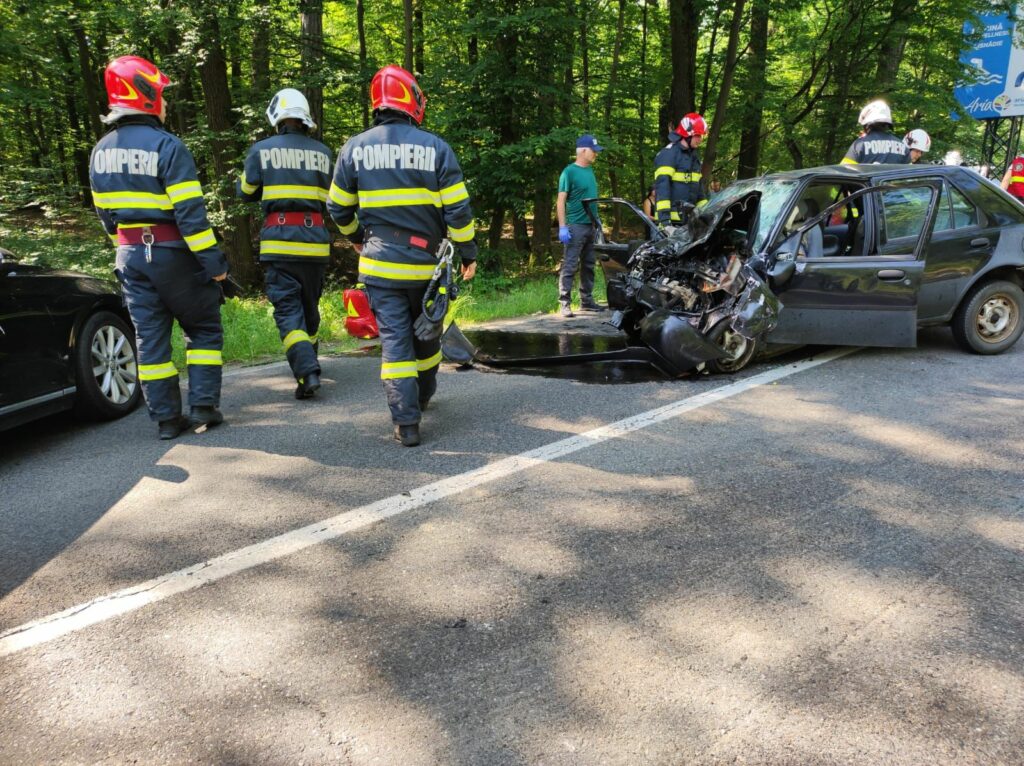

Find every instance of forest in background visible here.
[0,0,999,284]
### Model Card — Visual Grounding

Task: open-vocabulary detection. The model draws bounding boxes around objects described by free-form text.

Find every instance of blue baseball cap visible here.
[576,134,604,152]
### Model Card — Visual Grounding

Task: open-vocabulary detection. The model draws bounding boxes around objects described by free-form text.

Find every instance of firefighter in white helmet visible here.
[904,129,931,164]
[840,100,909,165]
[237,88,333,400]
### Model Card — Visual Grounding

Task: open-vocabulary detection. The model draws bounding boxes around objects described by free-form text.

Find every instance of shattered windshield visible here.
[700,178,797,251]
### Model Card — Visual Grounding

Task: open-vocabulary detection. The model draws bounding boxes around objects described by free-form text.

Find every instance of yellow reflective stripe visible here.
[183,228,217,252]
[260,240,330,257]
[116,222,161,229]
[840,157,858,165]
[416,351,442,371]
[359,257,436,280]
[339,215,359,235]
[329,182,357,206]
[283,329,312,350]
[439,182,469,204]
[656,200,672,211]
[654,165,675,177]
[381,361,418,379]
[358,187,442,208]
[262,184,328,202]
[186,349,222,366]
[670,212,682,221]
[92,190,173,210]
[447,220,476,242]
[107,232,118,245]
[166,180,203,204]
[672,172,701,182]
[239,174,259,195]
[1012,176,1024,183]
[138,361,178,381]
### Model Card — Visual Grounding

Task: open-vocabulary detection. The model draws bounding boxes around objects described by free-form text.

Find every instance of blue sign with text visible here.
[954,11,1024,119]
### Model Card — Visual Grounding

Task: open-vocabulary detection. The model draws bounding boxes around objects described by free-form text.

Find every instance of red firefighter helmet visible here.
[104,55,170,116]
[676,112,708,139]
[370,65,426,124]
[343,286,379,339]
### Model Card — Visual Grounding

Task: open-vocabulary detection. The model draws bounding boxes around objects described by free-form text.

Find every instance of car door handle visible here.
[877,269,905,280]
[970,237,990,248]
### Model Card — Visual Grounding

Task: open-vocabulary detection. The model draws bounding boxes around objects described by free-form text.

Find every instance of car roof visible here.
[762,164,974,182]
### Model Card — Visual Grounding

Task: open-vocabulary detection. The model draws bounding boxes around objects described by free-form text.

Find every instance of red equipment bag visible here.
[343,286,379,339]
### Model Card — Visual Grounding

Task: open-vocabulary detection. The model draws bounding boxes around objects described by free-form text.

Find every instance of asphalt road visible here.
[1,326,1022,765]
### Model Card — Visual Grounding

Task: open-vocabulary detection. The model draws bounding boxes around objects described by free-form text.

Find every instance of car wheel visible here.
[73,311,142,420]
[951,279,1024,355]
[706,328,758,374]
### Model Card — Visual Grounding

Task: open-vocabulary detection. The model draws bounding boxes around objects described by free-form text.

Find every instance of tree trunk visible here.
[638,0,650,199]
[737,0,768,179]
[197,10,258,286]
[300,0,324,139]
[701,0,746,177]
[488,206,505,251]
[251,10,270,102]
[403,0,414,72]
[357,0,369,129]
[71,18,103,140]
[414,0,424,75]
[666,0,699,127]
[875,0,913,91]
[56,33,92,206]
[699,0,723,115]
[512,211,530,252]
[604,0,627,232]
[580,0,591,125]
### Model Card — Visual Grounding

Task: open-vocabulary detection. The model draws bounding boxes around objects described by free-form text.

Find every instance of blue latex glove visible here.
[558,226,572,244]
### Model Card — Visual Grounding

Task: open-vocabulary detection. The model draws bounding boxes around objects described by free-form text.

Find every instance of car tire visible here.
[951,279,1024,355]
[706,328,758,374]
[73,311,142,420]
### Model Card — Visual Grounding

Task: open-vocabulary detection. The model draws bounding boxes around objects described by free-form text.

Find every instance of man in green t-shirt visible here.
[557,134,605,317]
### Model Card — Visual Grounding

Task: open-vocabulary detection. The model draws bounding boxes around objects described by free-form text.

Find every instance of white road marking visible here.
[0,348,857,657]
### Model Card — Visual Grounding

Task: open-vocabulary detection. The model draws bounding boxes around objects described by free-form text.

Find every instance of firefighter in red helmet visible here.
[90,55,228,440]
[653,112,708,230]
[327,65,477,447]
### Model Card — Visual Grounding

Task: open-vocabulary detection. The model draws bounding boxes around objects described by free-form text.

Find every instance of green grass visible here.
[1,213,609,367]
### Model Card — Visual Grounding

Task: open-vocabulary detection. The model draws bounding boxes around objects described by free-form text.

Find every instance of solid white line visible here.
[0,347,858,657]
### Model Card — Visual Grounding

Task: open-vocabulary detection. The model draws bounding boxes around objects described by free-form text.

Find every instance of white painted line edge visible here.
[0,347,858,657]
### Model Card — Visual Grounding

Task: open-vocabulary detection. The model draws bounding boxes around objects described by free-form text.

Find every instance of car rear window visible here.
[973,182,1024,226]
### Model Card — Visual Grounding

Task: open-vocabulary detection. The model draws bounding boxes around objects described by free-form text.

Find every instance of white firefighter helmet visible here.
[266,88,316,130]
[858,100,893,127]
[904,128,931,153]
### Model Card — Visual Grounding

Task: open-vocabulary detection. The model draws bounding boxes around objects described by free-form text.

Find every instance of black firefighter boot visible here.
[394,423,421,447]
[158,415,191,441]
[189,405,224,428]
[295,371,321,400]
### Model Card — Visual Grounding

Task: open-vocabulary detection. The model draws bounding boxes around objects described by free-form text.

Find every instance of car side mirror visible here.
[768,258,796,289]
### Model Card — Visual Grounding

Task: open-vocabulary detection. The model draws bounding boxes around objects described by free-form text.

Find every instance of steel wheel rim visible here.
[717,329,750,369]
[90,324,137,404]
[976,294,1019,344]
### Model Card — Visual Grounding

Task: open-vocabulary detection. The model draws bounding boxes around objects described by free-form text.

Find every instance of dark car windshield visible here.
[700,178,797,250]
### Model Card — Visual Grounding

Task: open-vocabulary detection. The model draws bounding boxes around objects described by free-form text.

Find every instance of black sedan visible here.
[590,164,1024,373]
[0,247,141,431]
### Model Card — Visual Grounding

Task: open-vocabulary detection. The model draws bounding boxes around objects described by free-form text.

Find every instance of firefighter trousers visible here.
[264,261,326,380]
[365,284,441,426]
[115,245,224,422]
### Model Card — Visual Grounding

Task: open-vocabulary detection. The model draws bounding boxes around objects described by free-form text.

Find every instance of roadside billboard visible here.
[955,9,1024,119]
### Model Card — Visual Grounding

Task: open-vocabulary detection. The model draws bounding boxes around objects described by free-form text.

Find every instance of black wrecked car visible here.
[0,247,141,431]
[588,164,1024,373]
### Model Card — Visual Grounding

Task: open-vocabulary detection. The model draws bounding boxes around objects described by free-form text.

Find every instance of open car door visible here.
[765,181,941,348]
[583,197,663,279]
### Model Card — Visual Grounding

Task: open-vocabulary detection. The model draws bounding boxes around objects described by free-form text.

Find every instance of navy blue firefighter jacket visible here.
[89,115,227,280]
[236,125,334,261]
[653,132,706,224]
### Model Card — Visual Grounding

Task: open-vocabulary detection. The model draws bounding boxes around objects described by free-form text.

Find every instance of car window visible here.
[973,182,1024,225]
[949,185,979,228]
[879,186,932,242]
